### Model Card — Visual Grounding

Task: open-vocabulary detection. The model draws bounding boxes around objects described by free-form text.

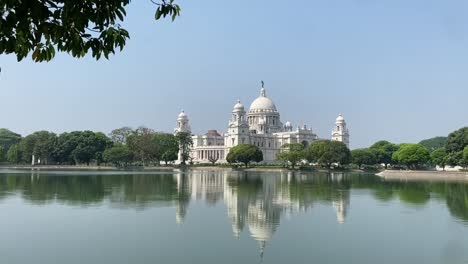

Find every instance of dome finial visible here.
[260,81,266,97]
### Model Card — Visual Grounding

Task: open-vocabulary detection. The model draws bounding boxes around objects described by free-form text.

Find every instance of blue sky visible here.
[1,0,467,148]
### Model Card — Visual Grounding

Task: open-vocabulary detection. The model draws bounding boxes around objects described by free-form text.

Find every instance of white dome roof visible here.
[178,110,188,119]
[249,88,277,112]
[285,121,292,127]
[336,114,345,122]
[233,100,244,111]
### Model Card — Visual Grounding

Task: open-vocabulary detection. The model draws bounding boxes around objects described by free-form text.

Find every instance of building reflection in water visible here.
[172,169,351,256]
[2,169,468,256]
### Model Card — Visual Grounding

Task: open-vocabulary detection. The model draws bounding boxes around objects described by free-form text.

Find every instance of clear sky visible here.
[1,0,468,149]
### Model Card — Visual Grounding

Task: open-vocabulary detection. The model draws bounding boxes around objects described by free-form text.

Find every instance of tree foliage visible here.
[53,131,112,165]
[392,144,430,169]
[0,0,180,62]
[6,143,20,163]
[153,133,179,165]
[462,146,468,168]
[446,127,468,153]
[175,132,193,165]
[369,140,398,168]
[277,143,305,169]
[303,140,350,168]
[419,136,448,152]
[0,128,21,154]
[127,127,158,164]
[351,148,376,169]
[103,144,133,167]
[430,147,448,170]
[109,126,133,144]
[226,144,263,167]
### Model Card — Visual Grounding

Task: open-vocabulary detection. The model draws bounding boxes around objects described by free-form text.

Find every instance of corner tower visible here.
[227,100,250,147]
[331,114,350,147]
[175,110,191,134]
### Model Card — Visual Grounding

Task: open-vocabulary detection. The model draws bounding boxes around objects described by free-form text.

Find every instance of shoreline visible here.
[377,170,468,182]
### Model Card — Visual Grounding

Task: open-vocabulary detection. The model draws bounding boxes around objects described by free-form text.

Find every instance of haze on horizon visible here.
[1,0,467,149]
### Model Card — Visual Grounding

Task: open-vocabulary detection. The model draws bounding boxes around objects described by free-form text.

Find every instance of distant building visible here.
[175,84,350,163]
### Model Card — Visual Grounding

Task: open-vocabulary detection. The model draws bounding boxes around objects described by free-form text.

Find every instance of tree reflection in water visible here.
[0,169,467,253]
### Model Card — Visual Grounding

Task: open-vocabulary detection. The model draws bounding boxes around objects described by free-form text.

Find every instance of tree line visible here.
[349,127,468,170]
[0,127,192,167]
[269,126,468,170]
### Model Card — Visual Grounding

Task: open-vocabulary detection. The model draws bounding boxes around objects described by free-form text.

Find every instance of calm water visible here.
[0,169,468,264]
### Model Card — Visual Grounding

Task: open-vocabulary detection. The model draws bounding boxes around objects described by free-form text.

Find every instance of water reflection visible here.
[0,169,467,250]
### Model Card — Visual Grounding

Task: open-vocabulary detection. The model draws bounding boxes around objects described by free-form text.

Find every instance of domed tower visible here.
[175,110,191,134]
[227,100,250,147]
[331,114,349,147]
[247,84,281,134]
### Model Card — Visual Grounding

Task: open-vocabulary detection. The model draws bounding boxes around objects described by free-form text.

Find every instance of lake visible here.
[0,169,467,264]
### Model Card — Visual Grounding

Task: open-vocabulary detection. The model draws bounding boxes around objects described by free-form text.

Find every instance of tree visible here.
[419,137,448,152]
[351,149,377,169]
[463,146,468,169]
[153,133,179,165]
[127,127,158,164]
[392,144,431,169]
[18,131,57,164]
[369,140,398,169]
[175,132,193,165]
[52,131,112,165]
[303,140,350,168]
[226,144,263,167]
[446,127,468,153]
[430,147,448,170]
[207,154,219,165]
[6,144,21,164]
[103,144,133,167]
[446,151,463,167]
[0,128,22,154]
[109,127,133,144]
[0,0,180,62]
[277,143,304,169]
[0,146,4,162]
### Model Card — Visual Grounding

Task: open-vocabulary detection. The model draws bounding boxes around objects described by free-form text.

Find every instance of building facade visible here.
[175,84,350,164]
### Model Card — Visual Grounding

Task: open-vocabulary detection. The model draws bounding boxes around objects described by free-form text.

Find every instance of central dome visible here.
[249,88,277,112]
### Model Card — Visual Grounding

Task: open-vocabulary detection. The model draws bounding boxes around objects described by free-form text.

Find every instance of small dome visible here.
[285,121,292,127]
[249,88,277,112]
[233,100,244,111]
[178,110,188,119]
[336,114,345,122]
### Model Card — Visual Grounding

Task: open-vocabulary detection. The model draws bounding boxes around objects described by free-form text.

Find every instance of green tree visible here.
[0,128,22,154]
[462,146,468,169]
[6,144,21,164]
[303,140,351,168]
[351,148,377,169]
[226,144,263,167]
[53,131,111,165]
[369,140,398,169]
[392,144,431,169]
[430,147,448,170]
[0,146,4,162]
[446,127,468,153]
[127,127,159,164]
[103,144,133,167]
[153,133,179,165]
[446,151,463,167]
[18,131,57,164]
[0,0,180,62]
[175,132,193,165]
[277,143,304,169]
[109,127,133,144]
[419,137,448,152]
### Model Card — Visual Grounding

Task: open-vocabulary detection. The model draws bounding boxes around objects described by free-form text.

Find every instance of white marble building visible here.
[175,84,350,164]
